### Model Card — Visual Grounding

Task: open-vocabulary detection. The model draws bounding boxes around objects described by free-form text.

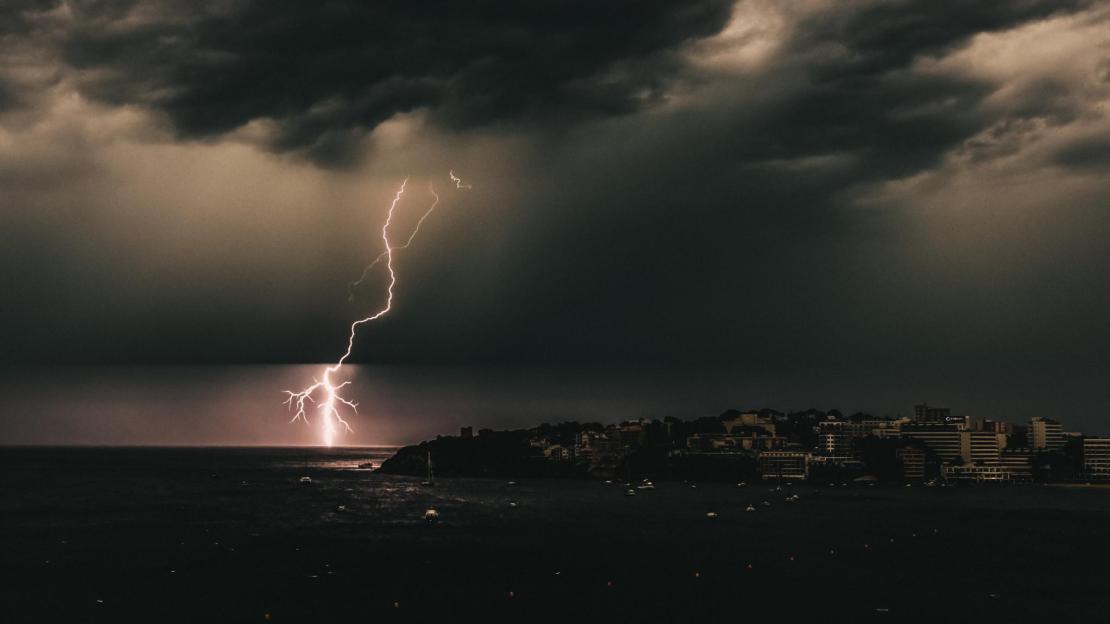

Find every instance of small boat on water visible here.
[625,489,637,497]
[761,500,772,507]
[636,479,655,490]
[299,476,312,485]
[335,505,347,513]
[420,451,435,487]
[357,461,376,470]
[508,500,520,508]
[745,504,757,512]
[705,511,718,519]
[423,508,439,523]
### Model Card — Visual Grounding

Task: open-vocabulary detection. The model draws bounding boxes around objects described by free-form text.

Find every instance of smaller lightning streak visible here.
[348,183,440,304]
[450,170,472,189]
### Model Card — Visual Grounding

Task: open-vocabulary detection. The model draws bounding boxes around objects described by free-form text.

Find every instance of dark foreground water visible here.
[2,447,1108,623]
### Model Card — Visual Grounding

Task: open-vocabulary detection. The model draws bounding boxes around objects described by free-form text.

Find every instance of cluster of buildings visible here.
[816,405,1110,483]
[781,404,1108,483]
[477,403,1110,484]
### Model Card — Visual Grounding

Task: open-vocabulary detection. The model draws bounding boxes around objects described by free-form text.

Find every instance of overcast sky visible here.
[2,1,1110,441]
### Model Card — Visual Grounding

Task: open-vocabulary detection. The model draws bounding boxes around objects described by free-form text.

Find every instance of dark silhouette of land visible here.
[378,406,1097,484]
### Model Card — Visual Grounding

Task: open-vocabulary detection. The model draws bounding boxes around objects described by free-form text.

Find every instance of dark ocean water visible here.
[2,447,1109,623]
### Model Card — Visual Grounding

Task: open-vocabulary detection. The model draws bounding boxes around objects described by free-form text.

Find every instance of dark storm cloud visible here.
[0,0,57,31]
[0,79,14,111]
[700,0,1095,182]
[1053,133,1110,170]
[790,0,1090,73]
[2,0,1109,384]
[0,1,60,112]
[58,0,734,165]
[9,0,1095,177]
[371,0,1110,373]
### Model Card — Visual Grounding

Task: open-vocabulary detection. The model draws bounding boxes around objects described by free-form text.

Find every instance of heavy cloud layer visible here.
[49,0,733,165]
[1,0,1109,422]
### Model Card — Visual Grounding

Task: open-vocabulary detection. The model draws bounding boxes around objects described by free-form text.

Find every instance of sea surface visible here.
[2,447,1109,623]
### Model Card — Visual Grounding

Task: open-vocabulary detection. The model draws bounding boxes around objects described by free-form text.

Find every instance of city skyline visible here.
[376,399,1110,487]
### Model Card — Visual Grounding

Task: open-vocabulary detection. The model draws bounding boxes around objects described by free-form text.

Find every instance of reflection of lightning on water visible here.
[284,172,469,446]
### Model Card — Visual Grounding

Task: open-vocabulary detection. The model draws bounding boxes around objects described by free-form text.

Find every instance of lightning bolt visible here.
[348,183,440,304]
[450,170,472,190]
[284,172,469,446]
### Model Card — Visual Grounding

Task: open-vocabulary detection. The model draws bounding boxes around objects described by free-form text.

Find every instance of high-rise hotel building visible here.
[901,424,962,463]
[1083,438,1110,474]
[1030,417,1065,452]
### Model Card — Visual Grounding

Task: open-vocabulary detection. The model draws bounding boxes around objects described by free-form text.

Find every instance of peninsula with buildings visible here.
[377,403,1110,484]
